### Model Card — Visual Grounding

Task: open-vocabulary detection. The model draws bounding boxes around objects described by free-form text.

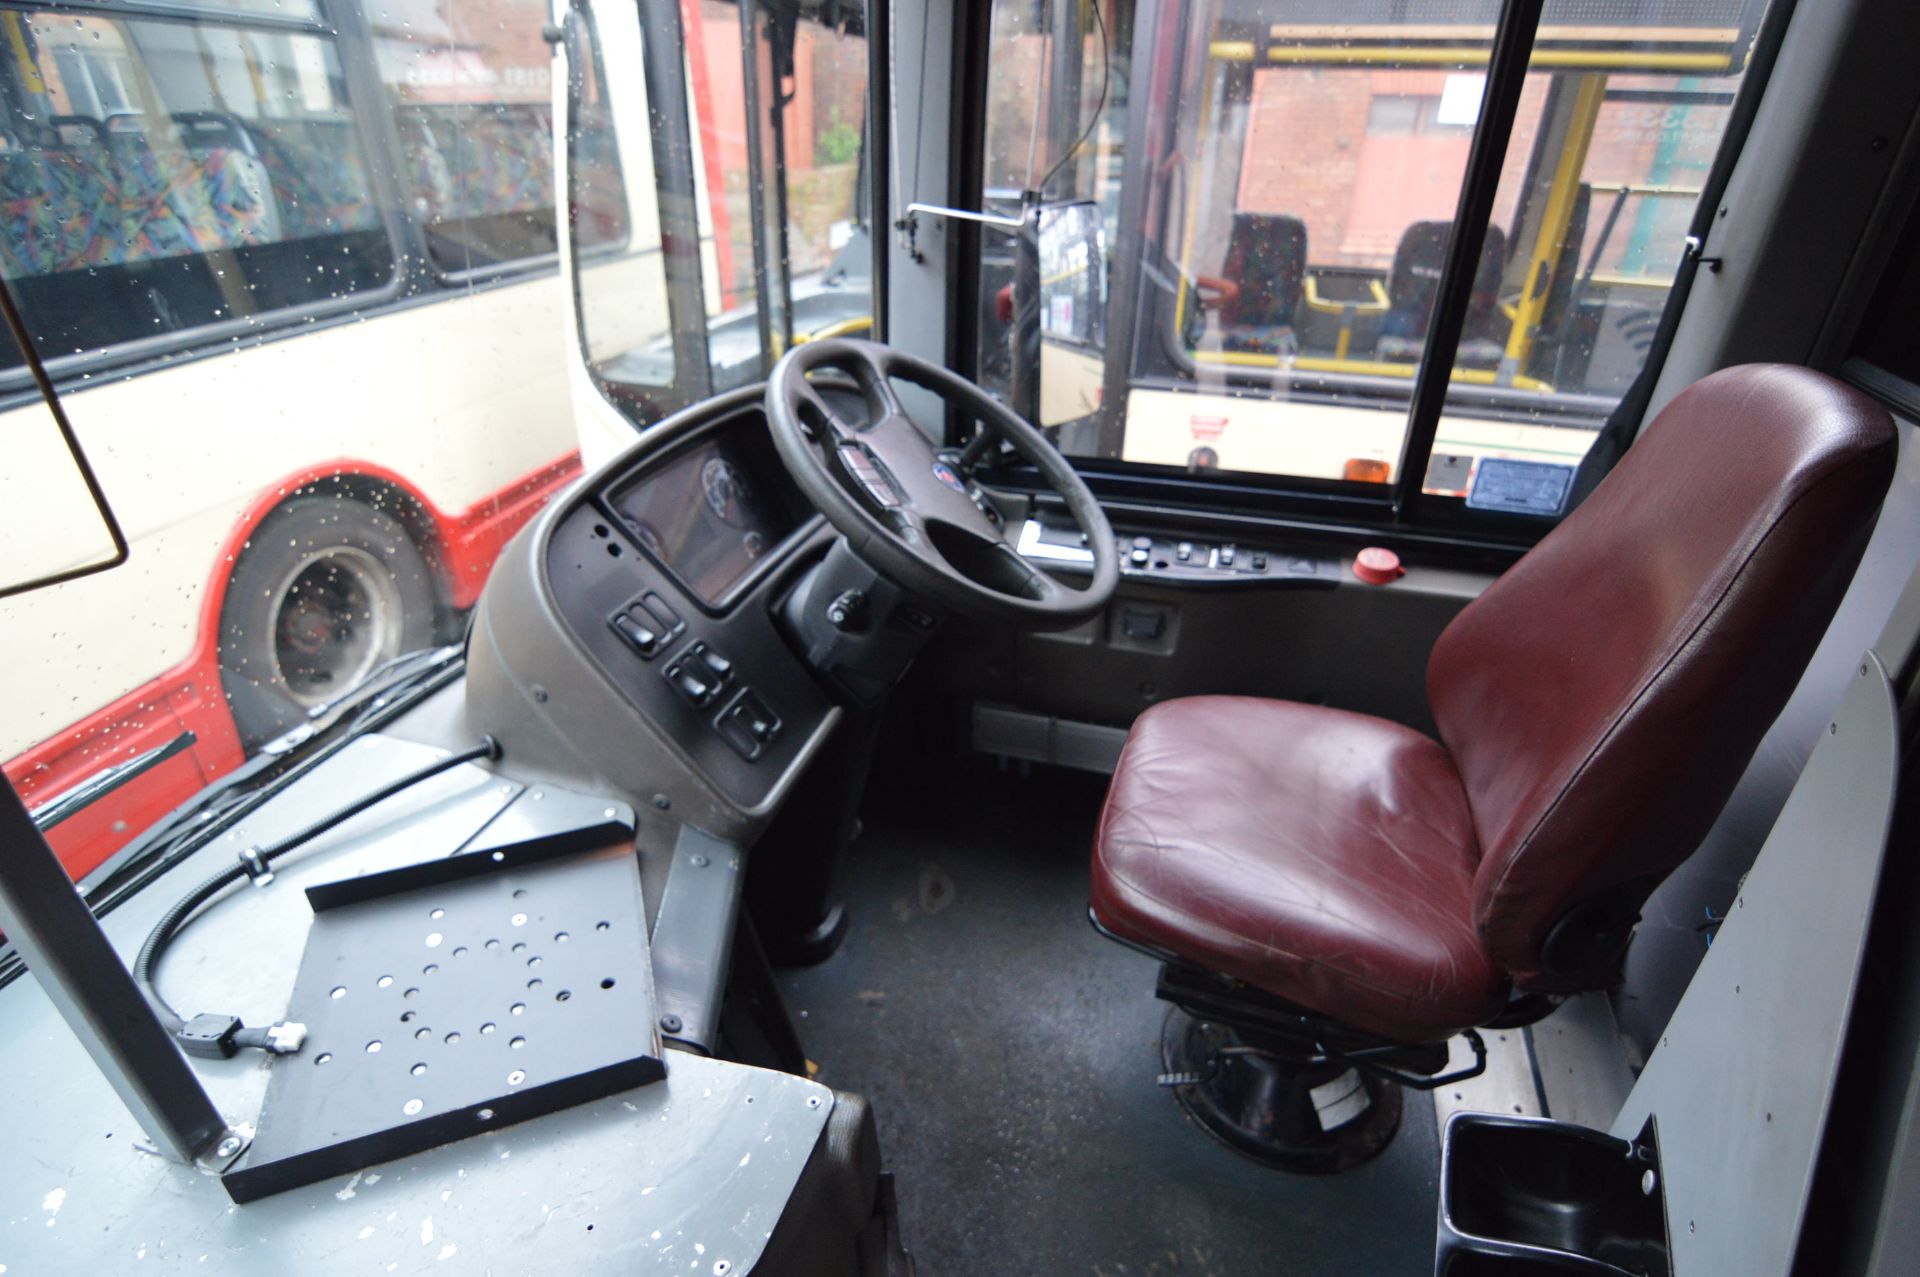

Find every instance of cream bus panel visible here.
[0,272,574,758]
[1120,386,1598,488]
[0,398,121,585]
[1040,341,1104,428]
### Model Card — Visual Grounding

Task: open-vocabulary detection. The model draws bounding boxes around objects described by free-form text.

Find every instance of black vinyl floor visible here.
[781,766,1440,1277]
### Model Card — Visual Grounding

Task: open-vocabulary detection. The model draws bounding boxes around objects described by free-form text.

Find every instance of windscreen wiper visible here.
[80,645,466,906]
[29,730,198,832]
[0,645,469,993]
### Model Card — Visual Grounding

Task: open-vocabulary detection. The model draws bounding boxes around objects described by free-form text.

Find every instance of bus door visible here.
[555,0,873,463]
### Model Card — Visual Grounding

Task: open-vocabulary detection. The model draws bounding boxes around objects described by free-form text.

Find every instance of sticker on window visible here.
[1466,458,1575,516]
[1047,295,1075,334]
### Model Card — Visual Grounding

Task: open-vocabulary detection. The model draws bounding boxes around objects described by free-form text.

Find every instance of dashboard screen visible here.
[605,427,803,605]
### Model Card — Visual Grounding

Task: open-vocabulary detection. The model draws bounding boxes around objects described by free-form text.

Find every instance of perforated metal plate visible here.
[227,836,663,1202]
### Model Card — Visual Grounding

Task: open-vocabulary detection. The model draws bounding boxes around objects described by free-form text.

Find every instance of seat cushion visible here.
[1091,696,1509,1041]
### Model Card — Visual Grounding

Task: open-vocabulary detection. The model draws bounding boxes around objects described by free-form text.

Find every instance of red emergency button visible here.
[1352,546,1405,585]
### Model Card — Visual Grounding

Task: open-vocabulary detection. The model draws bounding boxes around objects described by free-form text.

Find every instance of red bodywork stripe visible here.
[3,450,582,879]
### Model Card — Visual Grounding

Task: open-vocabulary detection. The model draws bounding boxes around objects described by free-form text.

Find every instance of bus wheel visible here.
[218,496,438,750]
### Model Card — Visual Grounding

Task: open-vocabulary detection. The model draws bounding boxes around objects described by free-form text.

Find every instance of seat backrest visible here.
[251,119,380,238]
[1385,220,1507,341]
[1218,211,1307,333]
[0,145,121,276]
[1427,365,1897,992]
[108,133,231,260]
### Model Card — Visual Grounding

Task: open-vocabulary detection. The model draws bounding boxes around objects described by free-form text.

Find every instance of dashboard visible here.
[602,427,811,607]
[466,391,842,843]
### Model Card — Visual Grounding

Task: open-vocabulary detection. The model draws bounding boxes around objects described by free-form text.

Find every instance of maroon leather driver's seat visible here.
[1091,365,1897,1045]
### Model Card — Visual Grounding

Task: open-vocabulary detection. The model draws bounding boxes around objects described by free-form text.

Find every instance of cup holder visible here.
[1436,1113,1670,1277]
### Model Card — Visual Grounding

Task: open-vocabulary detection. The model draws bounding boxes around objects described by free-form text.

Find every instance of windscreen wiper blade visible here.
[284,643,462,733]
[1,645,472,995]
[77,645,466,906]
[29,731,197,832]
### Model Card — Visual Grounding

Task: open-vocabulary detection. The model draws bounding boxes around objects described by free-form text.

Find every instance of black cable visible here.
[1034,0,1109,200]
[135,737,498,1057]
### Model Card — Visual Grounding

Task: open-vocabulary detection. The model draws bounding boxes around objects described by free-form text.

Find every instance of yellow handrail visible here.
[792,315,875,344]
[1207,41,1732,72]
[1191,347,1554,393]
[1501,73,1607,375]
[1300,275,1390,315]
[1301,275,1390,360]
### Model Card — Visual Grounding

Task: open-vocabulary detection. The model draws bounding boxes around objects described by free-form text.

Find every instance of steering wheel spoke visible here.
[795,380,853,447]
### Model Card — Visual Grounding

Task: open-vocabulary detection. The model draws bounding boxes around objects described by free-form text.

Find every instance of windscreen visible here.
[979,0,1760,504]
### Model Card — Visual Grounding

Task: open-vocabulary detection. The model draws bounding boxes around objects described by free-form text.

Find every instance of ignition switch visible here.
[826,589,869,631]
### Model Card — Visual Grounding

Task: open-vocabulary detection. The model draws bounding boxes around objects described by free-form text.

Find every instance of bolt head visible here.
[216,1136,241,1158]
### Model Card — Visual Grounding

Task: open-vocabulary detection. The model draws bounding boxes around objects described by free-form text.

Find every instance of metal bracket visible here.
[1320,1027,1489,1091]
[194,1126,253,1175]
[1684,233,1724,272]
[904,201,1031,232]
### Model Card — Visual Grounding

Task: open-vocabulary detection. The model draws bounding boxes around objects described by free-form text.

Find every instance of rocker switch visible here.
[611,610,661,657]
[690,641,733,683]
[664,654,719,707]
[717,692,782,761]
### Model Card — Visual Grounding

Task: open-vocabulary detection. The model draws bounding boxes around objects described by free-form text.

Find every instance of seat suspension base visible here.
[1157,1007,1403,1174]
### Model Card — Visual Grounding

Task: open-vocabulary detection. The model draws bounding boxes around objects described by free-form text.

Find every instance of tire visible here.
[217,495,438,750]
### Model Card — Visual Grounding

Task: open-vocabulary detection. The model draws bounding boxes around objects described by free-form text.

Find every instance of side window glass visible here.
[0,10,394,371]
[783,10,870,345]
[1427,61,1743,502]
[567,4,628,255]
[570,0,674,390]
[373,0,556,270]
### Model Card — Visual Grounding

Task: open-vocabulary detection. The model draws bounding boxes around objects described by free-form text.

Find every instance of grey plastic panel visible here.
[465,394,844,846]
[651,825,747,1052]
[971,702,1128,773]
[1610,654,1900,1275]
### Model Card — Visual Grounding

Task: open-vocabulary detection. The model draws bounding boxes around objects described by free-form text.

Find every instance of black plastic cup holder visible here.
[1436,1112,1670,1277]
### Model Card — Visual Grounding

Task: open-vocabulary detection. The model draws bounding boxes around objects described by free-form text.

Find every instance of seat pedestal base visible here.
[1159,1008,1403,1173]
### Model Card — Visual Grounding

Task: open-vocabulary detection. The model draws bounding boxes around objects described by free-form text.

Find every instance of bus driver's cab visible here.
[3,0,1920,1275]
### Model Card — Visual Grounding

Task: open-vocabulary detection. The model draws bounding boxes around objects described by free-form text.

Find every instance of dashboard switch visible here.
[717,691,782,761]
[611,609,661,657]
[826,589,868,630]
[639,592,684,635]
[664,654,720,707]
[691,641,733,683]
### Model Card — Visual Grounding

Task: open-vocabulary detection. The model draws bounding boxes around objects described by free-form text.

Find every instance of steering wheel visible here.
[765,338,1118,628]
